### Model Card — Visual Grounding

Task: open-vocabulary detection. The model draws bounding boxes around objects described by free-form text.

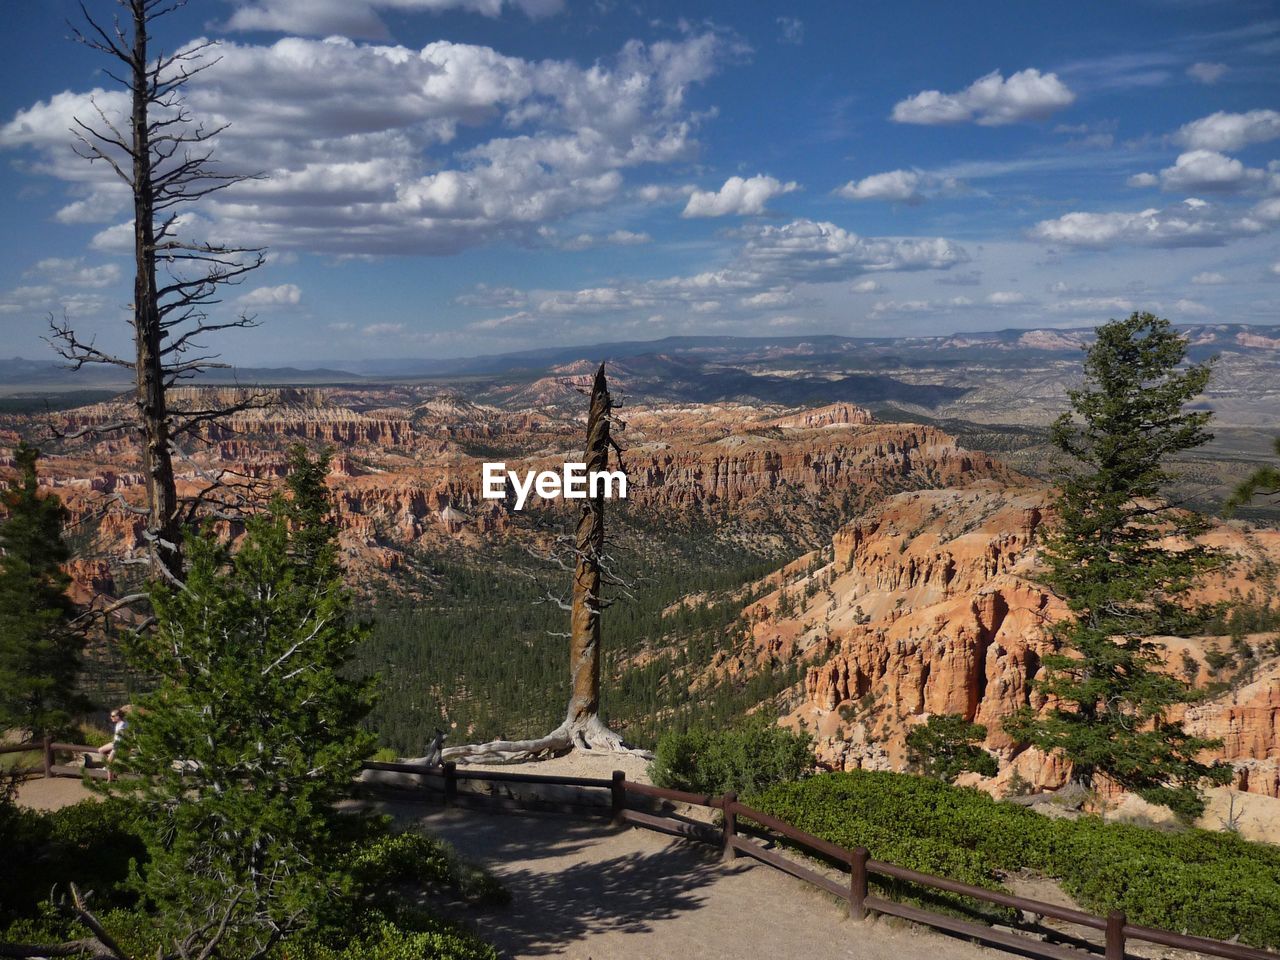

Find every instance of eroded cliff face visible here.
[3,395,1010,587]
[714,482,1280,799]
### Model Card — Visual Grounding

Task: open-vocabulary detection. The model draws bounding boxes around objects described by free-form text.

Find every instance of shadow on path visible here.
[408,807,749,958]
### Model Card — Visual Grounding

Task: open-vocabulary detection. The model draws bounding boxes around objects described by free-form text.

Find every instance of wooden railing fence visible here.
[0,738,101,779]
[364,760,1280,960]
[12,750,1277,960]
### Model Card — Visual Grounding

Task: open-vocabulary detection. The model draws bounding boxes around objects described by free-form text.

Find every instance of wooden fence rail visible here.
[14,750,1276,960]
[356,759,1280,960]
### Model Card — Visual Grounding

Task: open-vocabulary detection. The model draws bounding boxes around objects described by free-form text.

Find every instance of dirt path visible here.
[14,776,99,811]
[381,803,1007,960]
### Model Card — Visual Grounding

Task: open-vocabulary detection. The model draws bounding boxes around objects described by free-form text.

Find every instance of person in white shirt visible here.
[96,707,127,781]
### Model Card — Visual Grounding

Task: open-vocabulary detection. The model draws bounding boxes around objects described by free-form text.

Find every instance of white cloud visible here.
[328,322,356,331]
[543,227,652,250]
[682,174,799,218]
[1,32,735,258]
[469,310,539,332]
[219,0,564,39]
[986,290,1026,305]
[238,283,302,307]
[836,169,921,203]
[1191,271,1227,285]
[1176,109,1280,152]
[1186,62,1228,85]
[1030,198,1271,248]
[28,258,121,288]
[1126,172,1158,188]
[0,283,107,318]
[362,322,405,336]
[740,289,797,309]
[776,16,804,45]
[891,69,1075,126]
[1158,150,1267,192]
[1046,296,1137,314]
[490,218,967,326]
[1171,298,1211,316]
[740,219,968,279]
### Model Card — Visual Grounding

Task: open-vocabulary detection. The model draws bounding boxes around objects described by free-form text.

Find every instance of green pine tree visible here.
[906,714,998,783]
[1225,436,1280,514]
[114,446,375,957]
[0,442,82,738]
[1007,312,1230,820]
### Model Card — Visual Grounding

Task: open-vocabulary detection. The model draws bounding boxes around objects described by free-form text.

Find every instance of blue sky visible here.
[1,0,1278,365]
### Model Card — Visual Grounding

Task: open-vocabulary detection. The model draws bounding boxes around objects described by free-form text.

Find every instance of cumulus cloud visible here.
[1030,198,1271,248]
[1176,109,1280,152]
[1191,271,1227,285]
[481,218,967,327]
[219,0,564,39]
[238,283,303,307]
[891,69,1075,126]
[1157,150,1268,192]
[682,174,799,218]
[1127,172,1158,188]
[362,322,405,336]
[0,31,735,258]
[1186,62,1227,85]
[986,290,1026,305]
[28,257,121,288]
[837,169,920,203]
[835,168,961,204]
[740,219,968,279]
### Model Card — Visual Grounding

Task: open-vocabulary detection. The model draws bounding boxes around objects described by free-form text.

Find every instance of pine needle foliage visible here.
[1225,436,1280,514]
[1007,313,1230,820]
[906,715,998,783]
[0,442,82,738]
[114,445,375,958]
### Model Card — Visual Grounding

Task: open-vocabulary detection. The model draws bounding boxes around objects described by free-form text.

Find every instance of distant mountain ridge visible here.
[3,322,1277,391]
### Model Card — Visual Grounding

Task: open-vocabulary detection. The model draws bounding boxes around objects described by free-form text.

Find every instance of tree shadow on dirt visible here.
[412,808,747,957]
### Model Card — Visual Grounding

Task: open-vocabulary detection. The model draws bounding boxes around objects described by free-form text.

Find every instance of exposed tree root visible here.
[443,716,652,765]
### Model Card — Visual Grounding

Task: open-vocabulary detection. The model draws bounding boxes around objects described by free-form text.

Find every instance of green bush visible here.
[0,798,146,920]
[750,770,1280,948]
[346,830,509,908]
[649,716,814,797]
[1,802,505,959]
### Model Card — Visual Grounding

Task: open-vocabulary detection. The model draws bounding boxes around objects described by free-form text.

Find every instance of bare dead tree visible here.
[444,363,649,763]
[48,0,268,585]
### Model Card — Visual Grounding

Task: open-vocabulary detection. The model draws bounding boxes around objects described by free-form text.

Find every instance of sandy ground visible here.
[458,749,656,784]
[382,802,1008,960]
[14,775,101,811]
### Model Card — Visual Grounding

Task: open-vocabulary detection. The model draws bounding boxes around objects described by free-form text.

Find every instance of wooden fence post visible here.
[443,761,457,806]
[1106,909,1126,960]
[42,734,53,779]
[721,792,738,861]
[850,846,869,921]
[611,770,626,825]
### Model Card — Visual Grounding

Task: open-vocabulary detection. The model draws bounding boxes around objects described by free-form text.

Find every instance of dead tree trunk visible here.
[129,1,181,585]
[49,0,270,592]
[565,364,609,727]
[444,363,647,763]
